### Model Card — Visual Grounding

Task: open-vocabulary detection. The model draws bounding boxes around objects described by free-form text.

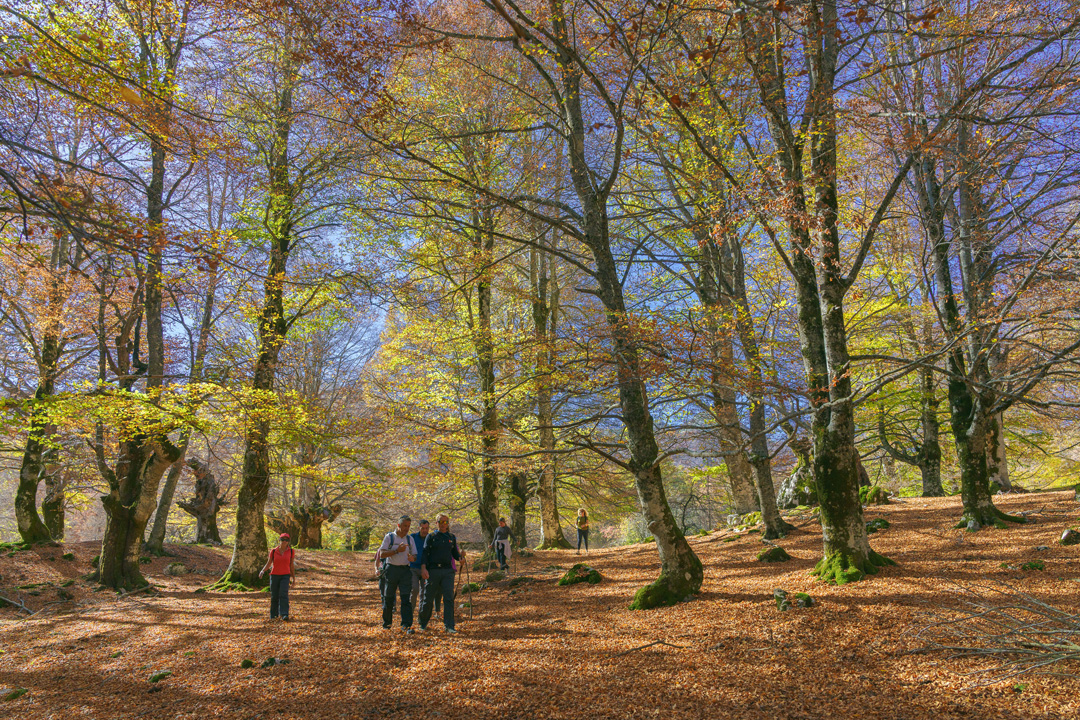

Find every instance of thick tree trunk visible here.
[986,412,1011,492]
[98,438,181,589]
[920,371,945,497]
[42,464,65,541]
[146,431,190,554]
[508,471,528,548]
[714,382,758,514]
[15,389,55,545]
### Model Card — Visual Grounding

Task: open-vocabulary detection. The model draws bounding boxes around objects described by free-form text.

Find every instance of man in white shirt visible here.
[375,515,417,633]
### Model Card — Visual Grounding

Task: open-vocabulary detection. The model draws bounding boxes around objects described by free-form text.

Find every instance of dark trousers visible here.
[410,567,426,610]
[419,567,455,629]
[577,528,589,551]
[270,574,290,618]
[382,564,413,628]
[495,541,508,570]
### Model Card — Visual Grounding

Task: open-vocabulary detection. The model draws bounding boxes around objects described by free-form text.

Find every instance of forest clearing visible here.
[2,491,1079,720]
[3,1,1080,718]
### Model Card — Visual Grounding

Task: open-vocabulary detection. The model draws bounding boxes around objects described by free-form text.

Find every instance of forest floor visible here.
[1,491,1079,720]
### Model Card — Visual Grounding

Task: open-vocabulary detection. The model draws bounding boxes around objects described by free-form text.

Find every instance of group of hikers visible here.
[258,508,593,631]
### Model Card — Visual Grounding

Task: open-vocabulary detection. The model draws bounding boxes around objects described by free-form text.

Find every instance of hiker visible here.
[576,508,590,554]
[418,513,465,634]
[492,517,512,572]
[375,515,417,633]
[258,532,296,621]
[409,519,430,610]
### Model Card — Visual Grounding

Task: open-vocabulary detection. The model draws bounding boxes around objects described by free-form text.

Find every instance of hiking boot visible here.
[282,616,290,622]
[445,627,457,634]
[404,627,414,635]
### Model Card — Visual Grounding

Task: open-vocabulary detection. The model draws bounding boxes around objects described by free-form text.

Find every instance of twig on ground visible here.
[912,580,1080,686]
[0,594,32,614]
[608,640,686,658]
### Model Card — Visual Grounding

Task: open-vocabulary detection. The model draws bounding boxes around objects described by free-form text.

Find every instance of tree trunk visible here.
[178,458,227,544]
[146,260,217,554]
[919,370,945,497]
[738,2,885,583]
[41,463,66,541]
[551,5,702,605]
[15,388,55,545]
[531,239,570,549]
[508,471,528,548]
[723,234,792,538]
[474,209,499,546]
[986,412,1011,492]
[219,77,296,588]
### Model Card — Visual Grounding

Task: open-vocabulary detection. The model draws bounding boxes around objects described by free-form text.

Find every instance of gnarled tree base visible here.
[763,518,796,541]
[812,549,895,585]
[629,566,701,611]
[955,506,1025,531]
[204,570,266,593]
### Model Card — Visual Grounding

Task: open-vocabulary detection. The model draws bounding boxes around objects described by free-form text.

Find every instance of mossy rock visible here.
[62,552,75,561]
[1020,560,1044,571]
[757,546,791,563]
[558,563,603,587]
[261,657,289,669]
[865,518,891,534]
[90,554,100,569]
[460,582,484,594]
[148,670,172,683]
[139,556,153,564]
[507,576,535,588]
[859,486,890,505]
[741,511,763,526]
[721,535,740,543]
[164,563,188,576]
[484,571,505,583]
[1060,528,1080,546]
[60,579,75,588]
[696,529,709,536]
[989,480,1002,494]
[240,659,255,669]
[3,687,28,701]
[57,589,74,601]
[642,536,655,543]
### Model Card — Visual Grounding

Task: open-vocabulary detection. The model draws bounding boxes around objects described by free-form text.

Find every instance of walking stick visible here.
[465,560,474,621]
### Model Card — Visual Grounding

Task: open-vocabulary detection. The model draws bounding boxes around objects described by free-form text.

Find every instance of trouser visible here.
[410,567,427,610]
[577,528,589,551]
[419,567,455,629]
[494,539,510,569]
[381,565,413,628]
[270,574,290,618]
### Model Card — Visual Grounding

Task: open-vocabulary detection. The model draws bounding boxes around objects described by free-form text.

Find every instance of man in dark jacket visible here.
[418,513,465,633]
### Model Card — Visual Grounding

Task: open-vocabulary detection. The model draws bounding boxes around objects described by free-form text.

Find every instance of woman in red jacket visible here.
[259,532,296,621]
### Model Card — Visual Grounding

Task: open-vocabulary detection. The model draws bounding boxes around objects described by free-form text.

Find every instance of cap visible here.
[279,533,290,540]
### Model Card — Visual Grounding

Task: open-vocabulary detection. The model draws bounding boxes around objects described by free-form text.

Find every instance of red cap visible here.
[279,533,290,540]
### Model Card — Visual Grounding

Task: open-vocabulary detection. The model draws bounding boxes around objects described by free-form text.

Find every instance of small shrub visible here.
[1021,560,1045,571]
[859,485,890,505]
[866,518,891,534]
